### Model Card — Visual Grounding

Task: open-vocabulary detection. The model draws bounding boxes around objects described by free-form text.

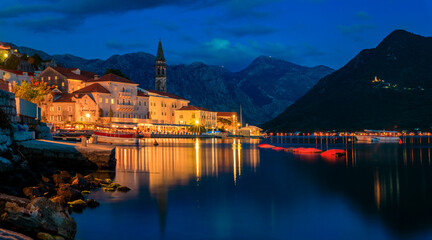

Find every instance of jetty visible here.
[17,140,116,171]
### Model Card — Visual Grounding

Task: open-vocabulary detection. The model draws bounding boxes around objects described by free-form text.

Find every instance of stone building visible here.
[175,105,217,130]
[154,40,167,92]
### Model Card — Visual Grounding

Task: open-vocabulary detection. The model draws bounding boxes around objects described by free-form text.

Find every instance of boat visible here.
[354,130,400,143]
[53,129,93,141]
[93,131,139,145]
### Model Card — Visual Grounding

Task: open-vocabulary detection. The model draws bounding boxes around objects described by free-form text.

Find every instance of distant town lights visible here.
[3,53,8,58]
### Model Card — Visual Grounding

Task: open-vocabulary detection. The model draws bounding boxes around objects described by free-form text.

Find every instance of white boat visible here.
[93,131,139,145]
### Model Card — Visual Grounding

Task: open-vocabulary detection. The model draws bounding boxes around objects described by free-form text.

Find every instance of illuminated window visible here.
[48,76,51,80]
[105,98,108,104]
[55,76,58,80]
[41,77,44,81]
[57,106,61,111]
[111,99,114,104]
[99,98,102,103]
[61,82,64,87]
[57,116,62,121]
[50,106,54,111]
[114,87,117,91]
[50,116,54,120]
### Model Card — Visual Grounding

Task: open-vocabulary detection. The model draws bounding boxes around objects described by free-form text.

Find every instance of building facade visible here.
[175,105,217,129]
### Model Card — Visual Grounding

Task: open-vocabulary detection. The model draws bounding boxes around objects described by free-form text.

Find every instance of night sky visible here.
[1,0,431,71]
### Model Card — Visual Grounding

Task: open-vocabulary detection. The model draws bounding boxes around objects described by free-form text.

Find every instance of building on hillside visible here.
[0,68,34,86]
[175,105,217,130]
[36,66,98,93]
[217,112,239,132]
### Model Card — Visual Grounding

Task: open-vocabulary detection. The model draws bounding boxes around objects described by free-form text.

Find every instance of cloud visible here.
[354,11,371,20]
[224,24,277,37]
[337,24,376,35]
[14,15,84,32]
[151,20,180,32]
[105,41,148,51]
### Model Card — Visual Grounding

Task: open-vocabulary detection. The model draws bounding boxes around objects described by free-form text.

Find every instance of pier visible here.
[17,140,116,171]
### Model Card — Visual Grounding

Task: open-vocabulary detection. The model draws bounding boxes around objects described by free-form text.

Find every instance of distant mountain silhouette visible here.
[9,45,333,124]
[262,30,432,131]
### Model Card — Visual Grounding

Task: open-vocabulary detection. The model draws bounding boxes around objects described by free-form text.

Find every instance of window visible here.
[57,116,62,121]
[192,113,195,118]
[57,106,61,111]
[62,82,64,87]
[180,115,183,119]
[117,99,119,104]
[144,102,146,106]
[48,76,51,80]
[162,69,164,75]
[111,99,114,104]
[105,98,108,104]
[138,101,141,106]
[114,87,117,91]
[99,98,102,103]
[50,106,54,111]
[68,106,72,111]
[50,116,54,121]
[55,76,58,80]
[41,77,44,81]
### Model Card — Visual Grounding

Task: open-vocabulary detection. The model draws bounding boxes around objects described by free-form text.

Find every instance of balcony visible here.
[116,104,134,111]
[119,91,131,98]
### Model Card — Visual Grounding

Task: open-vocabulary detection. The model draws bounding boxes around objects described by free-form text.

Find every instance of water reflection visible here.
[114,138,260,198]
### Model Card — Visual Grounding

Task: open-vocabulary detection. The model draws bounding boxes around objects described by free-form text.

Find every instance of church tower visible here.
[154,40,167,92]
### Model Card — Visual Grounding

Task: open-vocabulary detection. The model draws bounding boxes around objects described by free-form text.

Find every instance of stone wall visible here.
[0,89,17,122]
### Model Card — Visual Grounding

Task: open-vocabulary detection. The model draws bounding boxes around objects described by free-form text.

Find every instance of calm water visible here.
[74,137,432,240]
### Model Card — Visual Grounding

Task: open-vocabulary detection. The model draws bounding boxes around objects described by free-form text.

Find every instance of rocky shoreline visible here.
[0,122,127,239]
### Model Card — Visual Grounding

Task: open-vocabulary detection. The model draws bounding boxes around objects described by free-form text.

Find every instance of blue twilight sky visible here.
[0,0,431,71]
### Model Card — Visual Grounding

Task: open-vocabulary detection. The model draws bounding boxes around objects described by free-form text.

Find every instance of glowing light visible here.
[3,53,8,58]
[85,113,90,118]
[195,120,199,124]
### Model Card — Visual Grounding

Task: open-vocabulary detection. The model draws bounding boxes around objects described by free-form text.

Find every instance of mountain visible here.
[262,30,432,131]
[9,45,333,124]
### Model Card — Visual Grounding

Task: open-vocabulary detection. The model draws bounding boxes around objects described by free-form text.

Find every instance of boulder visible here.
[23,186,47,199]
[70,175,89,190]
[85,199,100,208]
[0,194,76,240]
[67,199,86,212]
[117,186,131,192]
[52,172,71,186]
[0,156,13,173]
[0,228,32,240]
[56,184,82,202]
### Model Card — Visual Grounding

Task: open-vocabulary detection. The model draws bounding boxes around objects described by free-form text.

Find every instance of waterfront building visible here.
[217,112,239,132]
[39,41,190,129]
[174,105,217,130]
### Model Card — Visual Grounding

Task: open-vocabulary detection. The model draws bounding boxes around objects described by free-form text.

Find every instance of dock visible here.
[17,140,116,171]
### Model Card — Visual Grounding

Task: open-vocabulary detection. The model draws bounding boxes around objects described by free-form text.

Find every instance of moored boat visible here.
[93,131,139,145]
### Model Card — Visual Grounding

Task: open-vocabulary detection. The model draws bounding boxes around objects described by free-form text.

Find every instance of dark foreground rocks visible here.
[0,194,75,240]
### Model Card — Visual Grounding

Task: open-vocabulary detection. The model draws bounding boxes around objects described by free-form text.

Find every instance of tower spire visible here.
[156,40,165,62]
[154,40,167,92]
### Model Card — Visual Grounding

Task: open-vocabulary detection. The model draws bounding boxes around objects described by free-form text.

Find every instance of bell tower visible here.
[154,40,167,92]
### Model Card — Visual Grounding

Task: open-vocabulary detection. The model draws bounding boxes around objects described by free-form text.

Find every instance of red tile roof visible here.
[137,90,149,97]
[177,105,212,111]
[146,89,187,100]
[53,93,75,102]
[87,73,136,84]
[52,66,94,81]
[217,112,237,117]
[0,68,34,76]
[73,83,110,94]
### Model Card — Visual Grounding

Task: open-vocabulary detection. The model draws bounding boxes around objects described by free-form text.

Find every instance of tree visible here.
[4,54,19,70]
[28,53,43,69]
[105,69,130,79]
[20,54,29,61]
[13,80,53,106]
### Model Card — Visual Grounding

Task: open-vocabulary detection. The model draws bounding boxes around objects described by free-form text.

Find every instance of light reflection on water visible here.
[74,137,432,240]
